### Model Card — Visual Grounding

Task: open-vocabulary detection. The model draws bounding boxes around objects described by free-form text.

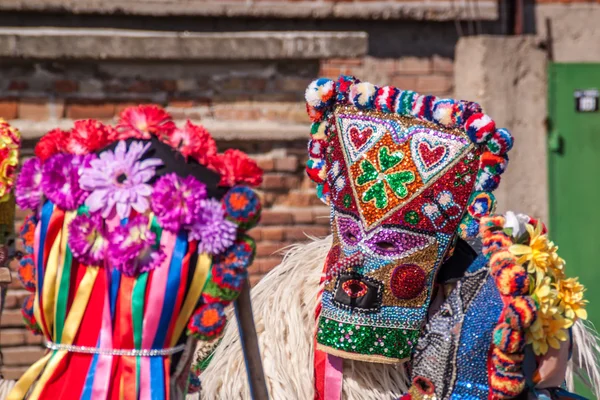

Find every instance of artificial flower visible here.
[80,141,162,219]
[34,128,68,162]
[503,211,529,239]
[190,198,237,255]
[208,149,263,188]
[68,214,108,266]
[532,276,558,315]
[509,222,558,284]
[526,310,572,355]
[116,105,175,140]
[108,215,165,276]
[66,119,115,155]
[41,153,93,210]
[15,158,43,211]
[0,119,20,202]
[150,173,207,232]
[555,277,588,320]
[168,121,217,164]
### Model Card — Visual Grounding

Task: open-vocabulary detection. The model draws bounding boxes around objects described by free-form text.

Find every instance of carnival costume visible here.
[8,105,263,400]
[199,76,600,399]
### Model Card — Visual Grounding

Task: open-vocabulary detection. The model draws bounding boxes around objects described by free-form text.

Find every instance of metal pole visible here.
[234,280,269,400]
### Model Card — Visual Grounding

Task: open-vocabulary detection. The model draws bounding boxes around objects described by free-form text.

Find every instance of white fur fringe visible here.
[195,236,410,400]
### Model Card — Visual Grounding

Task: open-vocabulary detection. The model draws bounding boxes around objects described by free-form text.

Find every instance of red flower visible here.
[168,121,217,164]
[66,119,115,155]
[34,128,68,162]
[208,149,263,188]
[116,105,175,140]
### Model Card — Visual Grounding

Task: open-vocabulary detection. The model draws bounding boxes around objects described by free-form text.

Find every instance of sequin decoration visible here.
[390,264,426,299]
[316,317,419,362]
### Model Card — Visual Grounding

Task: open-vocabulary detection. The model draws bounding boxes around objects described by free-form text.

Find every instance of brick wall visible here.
[0,53,455,378]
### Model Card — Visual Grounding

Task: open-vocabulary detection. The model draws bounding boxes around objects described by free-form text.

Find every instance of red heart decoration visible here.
[349,126,372,150]
[418,141,447,169]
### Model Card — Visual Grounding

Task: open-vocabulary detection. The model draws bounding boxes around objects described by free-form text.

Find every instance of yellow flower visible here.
[509,222,563,285]
[555,277,588,320]
[526,310,572,355]
[533,276,558,315]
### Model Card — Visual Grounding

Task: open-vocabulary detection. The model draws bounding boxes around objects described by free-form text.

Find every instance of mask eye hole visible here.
[344,230,359,244]
[375,241,396,251]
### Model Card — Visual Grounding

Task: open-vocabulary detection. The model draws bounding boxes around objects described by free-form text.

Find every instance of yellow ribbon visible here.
[169,253,212,347]
[52,211,76,339]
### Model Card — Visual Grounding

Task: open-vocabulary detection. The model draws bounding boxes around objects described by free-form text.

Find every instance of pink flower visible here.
[116,105,175,140]
[151,173,207,232]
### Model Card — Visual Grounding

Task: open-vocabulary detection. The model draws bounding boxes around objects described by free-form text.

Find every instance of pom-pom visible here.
[475,170,501,192]
[495,263,530,296]
[17,254,36,292]
[336,75,358,102]
[305,78,336,110]
[458,214,479,240]
[481,152,508,176]
[487,128,514,155]
[479,215,506,238]
[489,250,518,277]
[466,191,495,219]
[492,347,524,373]
[394,90,417,116]
[310,121,329,140]
[481,232,512,257]
[411,95,437,122]
[432,99,464,128]
[465,113,496,144]
[222,186,262,231]
[505,296,537,330]
[188,372,201,394]
[19,214,37,255]
[493,323,524,354]
[489,369,526,399]
[306,158,327,184]
[306,104,325,123]
[308,139,328,159]
[188,303,227,341]
[349,82,377,110]
[374,86,400,113]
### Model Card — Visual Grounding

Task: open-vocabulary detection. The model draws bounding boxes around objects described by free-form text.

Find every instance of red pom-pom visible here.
[306,103,325,123]
[35,128,68,162]
[116,105,175,140]
[167,121,217,164]
[66,119,114,155]
[209,149,263,188]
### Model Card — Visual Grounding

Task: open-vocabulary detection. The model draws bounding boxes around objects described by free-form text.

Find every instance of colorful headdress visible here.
[0,119,20,239]
[305,76,513,364]
[11,106,262,399]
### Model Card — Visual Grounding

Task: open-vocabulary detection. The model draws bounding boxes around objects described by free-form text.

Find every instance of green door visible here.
[548,63,600,397]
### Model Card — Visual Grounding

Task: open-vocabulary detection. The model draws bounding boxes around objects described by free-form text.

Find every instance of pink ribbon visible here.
[139,231,177,400]
[324,354,343,400]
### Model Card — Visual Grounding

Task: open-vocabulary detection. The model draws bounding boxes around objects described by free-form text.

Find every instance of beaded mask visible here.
[305,76,513,363]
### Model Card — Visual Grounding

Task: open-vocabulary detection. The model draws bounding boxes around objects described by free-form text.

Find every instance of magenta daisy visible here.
[107,215,165,276]
[80,141,162,219]
[190,198,237,255]
[41,153,92,211]
[15,157,43,211]
[68,214,108,266]
[150,173,207,233]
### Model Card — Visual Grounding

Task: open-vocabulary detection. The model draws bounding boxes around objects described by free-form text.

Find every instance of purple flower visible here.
[80,141,162,220]
[15,157,43,211]
[68,213,108,266]
[151,173,207,232]
[108,215,165,277]
[190,198,237,255]
[41,153,92,210]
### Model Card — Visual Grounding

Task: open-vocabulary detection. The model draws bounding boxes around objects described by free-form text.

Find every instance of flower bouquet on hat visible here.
[9,105,263,400]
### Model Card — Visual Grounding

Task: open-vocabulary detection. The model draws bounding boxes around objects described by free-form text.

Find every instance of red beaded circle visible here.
[390,264,426,299]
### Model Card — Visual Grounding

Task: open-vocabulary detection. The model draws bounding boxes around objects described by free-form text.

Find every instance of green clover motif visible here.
[356,146,415,209]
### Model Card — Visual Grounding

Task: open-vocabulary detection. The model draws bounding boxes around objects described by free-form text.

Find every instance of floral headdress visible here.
[14,106,263,368]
